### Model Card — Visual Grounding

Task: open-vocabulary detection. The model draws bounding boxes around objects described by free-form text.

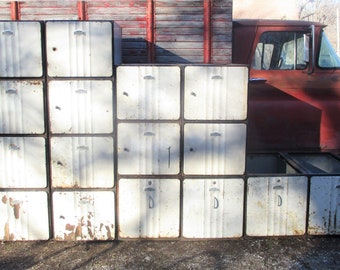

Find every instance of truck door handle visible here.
[249,78,267,83]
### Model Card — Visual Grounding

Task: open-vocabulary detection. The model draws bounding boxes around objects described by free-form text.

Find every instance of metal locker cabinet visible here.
[53,191,115,240]
[0,80,44,134]
[183,123,246,175]
[0,21,42,77]
[0,137,46,188]
[46,21,113,77]
[184,66,248,120]
[183,178,244,238]
[50,136,114,188]
[308,176,340,235]
[0,191,49,240]
[118,123,180,175]
[116,66,181,120]
[119,178,180,238]
[49,80,113,134]
[247,176,308,236]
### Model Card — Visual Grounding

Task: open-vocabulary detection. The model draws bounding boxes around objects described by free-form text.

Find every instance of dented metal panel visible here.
[308,176,340,235]
[49,80,113,134]
[0,21,42,77]
[0,137,46,188]
[247,176,308,236]
[118,123,180,175]
[183,178,244,238]
[117,66,181,120]
[0,80,44,134]
[184,123,246,175]
[184,66,248,120]
[119,178,180,238]
[53,191,115,240]
[0,191,49,240]
[46,21,113,77]
[50,136,114,188]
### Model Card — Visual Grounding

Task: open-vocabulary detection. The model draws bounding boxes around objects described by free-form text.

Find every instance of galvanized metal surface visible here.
[183,178,244,238]
[119,178,180,238]
[0,80,44,134]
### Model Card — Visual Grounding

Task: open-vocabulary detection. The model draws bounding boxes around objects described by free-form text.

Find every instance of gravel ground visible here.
[0,236,339,269]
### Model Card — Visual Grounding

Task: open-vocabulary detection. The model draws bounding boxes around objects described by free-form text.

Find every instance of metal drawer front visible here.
[0,191,49,240]
[117,66,181,120]
[119,178,180,238]
[51,137,114,188]
[46,21,113,77]
[49,80,113,134]
[0,22,42,77]
[53,191,115,240]
[0,137,46,188]
[184,66,248,120]
[183,178,244,238]
[118,123,180,175]
[184,123,246,175]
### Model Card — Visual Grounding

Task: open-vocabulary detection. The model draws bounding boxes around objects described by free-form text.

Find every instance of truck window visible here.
[252,32,307,70]
[318,31,340,68]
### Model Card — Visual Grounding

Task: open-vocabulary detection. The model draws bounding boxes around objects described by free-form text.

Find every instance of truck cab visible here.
[232,19,340,153]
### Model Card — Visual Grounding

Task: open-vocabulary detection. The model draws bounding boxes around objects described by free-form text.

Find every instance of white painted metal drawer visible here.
[53,191,115,240]
[0,137,46,188]
[0,80,44,134]
[247,176,308,236]
[0,191,49,240]
[46,21,113,77]
[117,66,181,120]
[0,21,42,77]
[184,123,246,175]
[119,178,180,238]
[49,80,113,134]
[183,178,244,238]
[118,123,180,175]
[184,66,248,120]
[50,136,114,188]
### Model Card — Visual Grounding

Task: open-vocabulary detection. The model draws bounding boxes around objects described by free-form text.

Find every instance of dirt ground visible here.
[0,236,339,269]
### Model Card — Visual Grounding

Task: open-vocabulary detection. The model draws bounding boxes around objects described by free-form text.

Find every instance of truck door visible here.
[248,28,340,152]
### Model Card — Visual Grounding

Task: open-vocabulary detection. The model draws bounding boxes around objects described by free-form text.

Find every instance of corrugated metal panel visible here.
[49,80,113,134]
[0,21,42,77]
[118,123,180,175]
[183,123,246,175]
[46,21,113,77]
[308,176,340,235]
[50,136,114,188]
[0,191,49,240]
[247,176,308,236]
[117,66,181,120]
[184,66,248,120]
[119,178,180,238]
[183,178,244,238]
[53,191,115,240]
[0,80,44,134]
[0,137,46,188]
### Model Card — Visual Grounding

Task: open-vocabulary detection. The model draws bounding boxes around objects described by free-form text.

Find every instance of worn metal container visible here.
[48,80,113,134]
[117,123,180,175]
[117,66,181,120]
[246,154,307,236]
[183,178,244,238]
[0,191,49,240]
[50,136,114,188]
[0,80,44,134]
[46,21,114,77]
[119,178,180,238]
[0,21,42,77]
[183,123,246,175]
[0,137,46,188]
[53,191,115,240]
[184,66,248,120]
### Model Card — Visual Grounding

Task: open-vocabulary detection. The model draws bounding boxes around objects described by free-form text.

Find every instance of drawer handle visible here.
[144,132,155,136]
[210,132,221,137]
[213,197,219,209]
[74,30,86,36]
[209,187,220,192]
[76,89,87,94]
[143,75,154,80]
[77,145,89,150]
[2,30,14,36]
[211,75,222,80]
[148,196,155,209]
[5,89,17,94]
[277,195,282,206]
[273,185,284,190]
